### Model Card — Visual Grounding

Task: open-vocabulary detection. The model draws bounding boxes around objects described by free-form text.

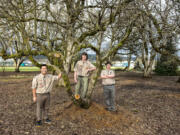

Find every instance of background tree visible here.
[131,0,180,77]
[155,37,178,75]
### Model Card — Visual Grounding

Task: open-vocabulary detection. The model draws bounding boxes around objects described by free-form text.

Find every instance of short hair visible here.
[105,61,112,66]
[81,52,88,60]
[40,64,47,69]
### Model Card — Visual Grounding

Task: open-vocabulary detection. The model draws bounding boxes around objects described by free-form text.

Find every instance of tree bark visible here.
[14,58,24,72]
[15,65,20,72]
[133,56,143,71]
[143,65,153,77]
[141,39,156,77]
[143,53,156,78]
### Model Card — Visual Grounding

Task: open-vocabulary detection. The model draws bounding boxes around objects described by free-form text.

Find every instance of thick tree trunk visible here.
[143,55,153,78]
[143,57,155,78]
[143,66,153,77]
[59,39,74,86]
[63,38,74,73]
[15,65,20,72]
[64,58,72,74]
[141,41,156,78]
[14,59,24,72]
[133,56,143,71]
[70,62,74,72]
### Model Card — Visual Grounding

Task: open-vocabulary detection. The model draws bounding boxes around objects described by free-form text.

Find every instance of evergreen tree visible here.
[155,37,178,76]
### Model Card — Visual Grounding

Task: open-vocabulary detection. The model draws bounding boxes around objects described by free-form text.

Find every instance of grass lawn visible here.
[0,66,40,72]
[0,66,125,72]
[111,67,124,70]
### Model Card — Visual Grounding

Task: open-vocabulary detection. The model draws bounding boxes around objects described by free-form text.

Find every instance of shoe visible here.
[109,108,118,113]
[44,118,51,124]
[105,107,111,111]
[35,120,42,126]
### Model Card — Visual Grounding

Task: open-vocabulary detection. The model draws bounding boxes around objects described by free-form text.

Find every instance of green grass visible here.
[111,67,124,70]
[0,67,40,72]
[102,66,133,70]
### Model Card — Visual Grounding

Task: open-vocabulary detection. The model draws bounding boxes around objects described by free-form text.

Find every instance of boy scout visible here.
[32,64,61,126]
[101,62,116,112]
[74,52,96,99]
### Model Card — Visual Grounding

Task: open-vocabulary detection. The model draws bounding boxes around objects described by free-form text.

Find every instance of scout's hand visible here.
[58,73,62,79]
[74,78,78,83]
[86,67,91,72]
[33,96,37,102]
[104,75,109,79]
[86,68,92,74]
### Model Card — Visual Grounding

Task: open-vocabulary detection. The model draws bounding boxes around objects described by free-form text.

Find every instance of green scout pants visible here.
[36,93,50,121]
[75,76,89,99]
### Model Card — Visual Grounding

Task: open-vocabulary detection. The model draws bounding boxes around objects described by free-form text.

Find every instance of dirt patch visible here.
[53,102,142,133]
[0,71,179,135]
[166,93,180,99]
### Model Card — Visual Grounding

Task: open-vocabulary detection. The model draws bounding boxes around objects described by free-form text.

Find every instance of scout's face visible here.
[106,64,111,70]
[82,54,87,61]
[41,66,47,75]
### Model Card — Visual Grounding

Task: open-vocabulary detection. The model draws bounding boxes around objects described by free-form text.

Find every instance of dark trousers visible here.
[103,85,116,110]
[36,93,50,121]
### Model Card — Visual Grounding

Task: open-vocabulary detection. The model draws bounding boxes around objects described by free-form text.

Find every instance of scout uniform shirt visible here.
[32,74,59,93]
[101,69,115,85]
[74,60,95,76]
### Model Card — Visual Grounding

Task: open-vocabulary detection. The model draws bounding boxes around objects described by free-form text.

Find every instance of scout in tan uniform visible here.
[32,64,61,126]
[101,62,116,111]
[74,52,96,99]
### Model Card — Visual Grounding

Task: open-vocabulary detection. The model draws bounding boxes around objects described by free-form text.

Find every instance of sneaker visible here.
[109,108,118,113]
[44,118,51,124]
[35,120,42,126]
